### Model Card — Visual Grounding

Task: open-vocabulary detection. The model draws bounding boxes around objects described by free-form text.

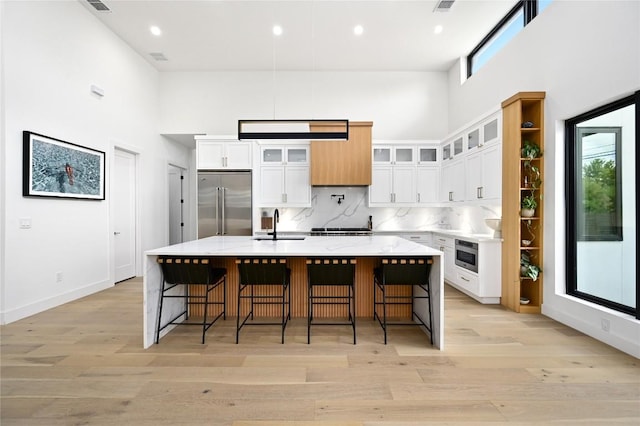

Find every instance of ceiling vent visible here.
[149,52,168,61]
[433,0,455,12]
[86,0,111,12]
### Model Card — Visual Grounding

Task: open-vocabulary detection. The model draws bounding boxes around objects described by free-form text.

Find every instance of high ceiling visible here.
[80,0,516,72]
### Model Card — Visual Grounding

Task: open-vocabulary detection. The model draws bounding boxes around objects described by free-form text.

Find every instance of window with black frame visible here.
[467,0,552,78]
[566,93,638,318]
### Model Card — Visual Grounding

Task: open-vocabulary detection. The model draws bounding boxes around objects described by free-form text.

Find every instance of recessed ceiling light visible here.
[434,25,444,34]
[273,25,283,36]
[150,25,162,36]
[354,25,364,36]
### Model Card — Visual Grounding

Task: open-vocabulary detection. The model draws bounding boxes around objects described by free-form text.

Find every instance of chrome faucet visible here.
[271,208,279,240]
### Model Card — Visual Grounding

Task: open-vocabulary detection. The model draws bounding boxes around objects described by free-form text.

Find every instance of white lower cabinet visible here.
[433,235,456,283]
[448,240,501,304]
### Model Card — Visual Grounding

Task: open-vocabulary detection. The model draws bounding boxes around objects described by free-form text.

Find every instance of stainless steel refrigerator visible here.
[198,171,252,237]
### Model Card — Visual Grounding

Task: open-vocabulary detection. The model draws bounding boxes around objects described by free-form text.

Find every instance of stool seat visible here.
[306,258,357,344]
[155,257,226,344]
[236,258,291,344]
[373,257,433,345]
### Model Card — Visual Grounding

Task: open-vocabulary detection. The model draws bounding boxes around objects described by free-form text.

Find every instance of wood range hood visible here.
[310,121,373,186]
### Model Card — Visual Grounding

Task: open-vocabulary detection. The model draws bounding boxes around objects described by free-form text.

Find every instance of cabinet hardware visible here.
[460,276,470,282]
[449,191,453,201]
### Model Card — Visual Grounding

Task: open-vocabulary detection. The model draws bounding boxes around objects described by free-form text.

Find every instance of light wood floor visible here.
[1,278,638,425]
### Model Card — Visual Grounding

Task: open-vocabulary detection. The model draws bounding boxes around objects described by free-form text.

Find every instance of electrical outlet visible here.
[56,272,63,283]
[601,318,610,332]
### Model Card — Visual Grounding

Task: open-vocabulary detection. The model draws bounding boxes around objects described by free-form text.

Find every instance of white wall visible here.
[159,71,449,140]
[0,1,191,323]
[447,1,640,357]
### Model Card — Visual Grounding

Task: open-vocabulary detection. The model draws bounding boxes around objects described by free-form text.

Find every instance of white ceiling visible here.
[80,0,516,72]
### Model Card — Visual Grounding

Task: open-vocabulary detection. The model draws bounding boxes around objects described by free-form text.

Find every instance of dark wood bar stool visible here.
[236,258,291,344]
[373,257,433,345]
[306,258,357,344]
[155,257,226,344]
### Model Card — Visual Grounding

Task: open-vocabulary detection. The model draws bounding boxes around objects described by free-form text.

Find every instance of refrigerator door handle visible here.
[221,187,226,235]
[215,187,221,235]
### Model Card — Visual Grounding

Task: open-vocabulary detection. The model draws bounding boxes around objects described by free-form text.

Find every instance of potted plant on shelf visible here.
[521,140,542,159]
[521,193,537,217]
[520,252,541,281]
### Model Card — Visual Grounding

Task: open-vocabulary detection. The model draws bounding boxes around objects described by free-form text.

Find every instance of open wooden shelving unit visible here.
[501,92,545,313]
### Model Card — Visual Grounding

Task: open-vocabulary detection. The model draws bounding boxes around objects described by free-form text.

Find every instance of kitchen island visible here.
[143,235,443,349]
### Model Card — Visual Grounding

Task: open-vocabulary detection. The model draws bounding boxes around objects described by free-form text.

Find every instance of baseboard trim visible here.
[0,279,113,324]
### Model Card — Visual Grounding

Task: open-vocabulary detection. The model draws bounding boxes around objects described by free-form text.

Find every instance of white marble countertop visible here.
[146,235,443,257]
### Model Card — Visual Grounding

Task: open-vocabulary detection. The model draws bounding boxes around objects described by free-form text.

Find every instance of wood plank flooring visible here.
[1,278,638,425]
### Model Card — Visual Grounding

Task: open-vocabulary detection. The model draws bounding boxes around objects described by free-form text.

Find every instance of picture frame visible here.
[23,131,106,200]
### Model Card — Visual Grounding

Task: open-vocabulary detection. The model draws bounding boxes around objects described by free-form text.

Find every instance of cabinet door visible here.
[226,142,252,169]
[369,166,393,204]
[465,144,501,201]
[284,166,310,206]
[373,146,392,164]
[197,141,225,169]
[441,159,465,202]
[417,147,438,164]
[393,147,415,164]
[482,116,500,145]
[481,145,502,200]
[286,147,308,164]
[392,166,416,203]
[467,128,481,151]
[416,167,439,204]
[465,151,483,201]
[443,246,455,282]
[262,147,284,164]
[260,167,285,205]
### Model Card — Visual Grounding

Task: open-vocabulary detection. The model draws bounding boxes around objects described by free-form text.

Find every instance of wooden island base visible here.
[144,236,443,349]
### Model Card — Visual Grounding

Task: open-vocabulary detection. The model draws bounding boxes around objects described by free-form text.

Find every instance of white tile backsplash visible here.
[261,187,501,234]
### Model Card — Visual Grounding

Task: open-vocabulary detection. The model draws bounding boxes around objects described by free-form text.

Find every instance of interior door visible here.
[113,149,136,282]
[168,165,184,245]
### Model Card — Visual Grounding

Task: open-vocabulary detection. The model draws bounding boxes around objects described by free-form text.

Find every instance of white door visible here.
[114,149,136,283]
[168,165,184,245]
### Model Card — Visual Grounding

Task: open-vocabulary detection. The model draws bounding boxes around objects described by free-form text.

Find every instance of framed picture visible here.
[23,131,105,200]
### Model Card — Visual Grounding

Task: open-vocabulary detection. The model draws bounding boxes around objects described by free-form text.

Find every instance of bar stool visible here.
[155,256,226,344]
[236,258,291,344]
[373,257,433,345]
[306,258,357,344]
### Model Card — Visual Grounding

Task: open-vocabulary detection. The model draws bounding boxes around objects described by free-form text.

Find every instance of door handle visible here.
[215,187,221,235]
[221,187,226,235]
[114,231,121,235]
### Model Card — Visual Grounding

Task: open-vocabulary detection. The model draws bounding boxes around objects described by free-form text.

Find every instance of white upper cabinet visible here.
[369,142,439,207]
[440,110,502,204]
[196,137,253,169]
[373,146,415,165]
[465,144,502,202]
[258,144,310,207]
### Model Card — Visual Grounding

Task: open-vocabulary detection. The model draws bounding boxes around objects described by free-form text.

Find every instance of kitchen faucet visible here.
[270,208,279,240]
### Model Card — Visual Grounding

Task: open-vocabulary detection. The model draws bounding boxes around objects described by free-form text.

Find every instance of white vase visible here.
[521,208,535,217]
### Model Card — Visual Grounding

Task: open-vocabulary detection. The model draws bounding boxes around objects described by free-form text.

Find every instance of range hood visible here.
[310,121,372,186]
[238,119,348,140]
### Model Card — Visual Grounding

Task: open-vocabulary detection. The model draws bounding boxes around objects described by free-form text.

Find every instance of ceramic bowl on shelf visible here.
[520,297,530,305]
[522,239,532,246]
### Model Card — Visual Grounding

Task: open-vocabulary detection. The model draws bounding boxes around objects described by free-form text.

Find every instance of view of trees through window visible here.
[577,127,621,240]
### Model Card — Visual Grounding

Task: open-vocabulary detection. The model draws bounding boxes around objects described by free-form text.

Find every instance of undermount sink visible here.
[253,236,306,241]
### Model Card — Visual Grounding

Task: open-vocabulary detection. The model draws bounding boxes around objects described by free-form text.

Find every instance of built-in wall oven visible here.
[455,239,478,273]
